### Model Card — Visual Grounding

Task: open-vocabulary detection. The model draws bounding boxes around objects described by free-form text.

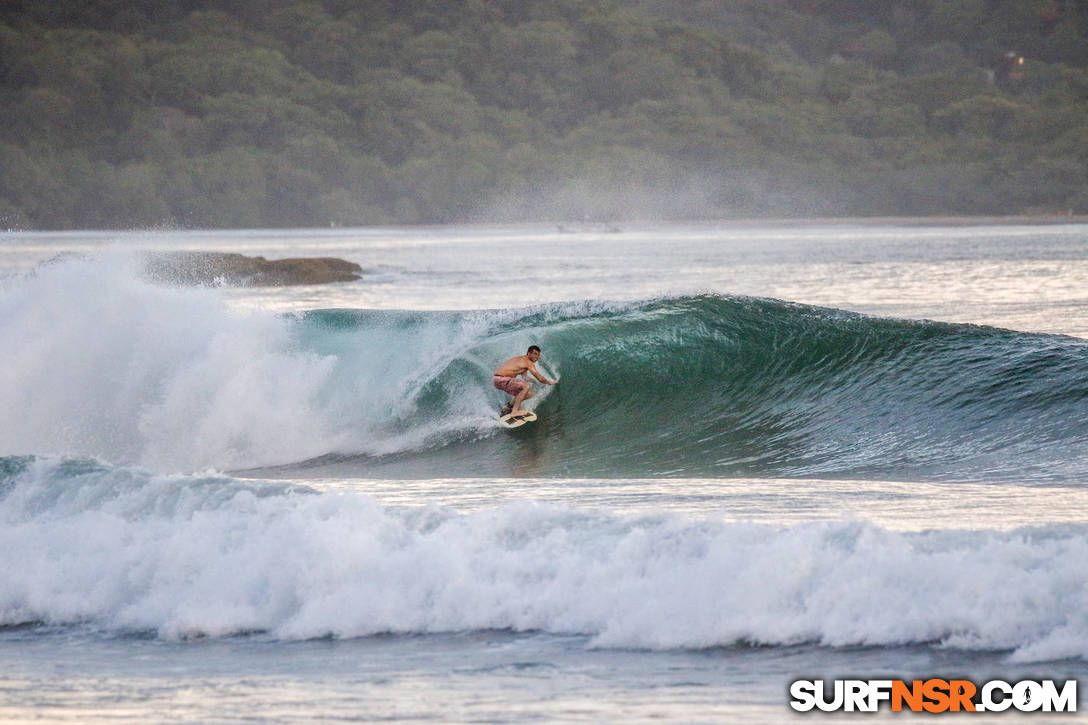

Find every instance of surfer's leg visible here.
[511,385,533,414]
[497,376,526,416]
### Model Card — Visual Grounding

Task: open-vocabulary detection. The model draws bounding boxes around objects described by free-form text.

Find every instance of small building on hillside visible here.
[993,51,1025,83]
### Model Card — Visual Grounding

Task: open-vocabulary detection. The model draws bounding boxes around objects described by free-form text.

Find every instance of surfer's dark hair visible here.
[527,345,541,354]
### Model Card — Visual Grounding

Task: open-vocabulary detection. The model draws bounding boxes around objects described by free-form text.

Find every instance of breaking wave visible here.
[5,253,1088,480]
[1,455,1086,661]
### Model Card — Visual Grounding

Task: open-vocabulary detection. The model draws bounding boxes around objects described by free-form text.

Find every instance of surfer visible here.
[494,345,556,416]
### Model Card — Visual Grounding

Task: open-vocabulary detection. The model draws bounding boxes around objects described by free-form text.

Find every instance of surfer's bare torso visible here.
[494,354,550,382]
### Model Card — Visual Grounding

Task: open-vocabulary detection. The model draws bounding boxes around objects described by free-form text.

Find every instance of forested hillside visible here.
[1,0,1086,229]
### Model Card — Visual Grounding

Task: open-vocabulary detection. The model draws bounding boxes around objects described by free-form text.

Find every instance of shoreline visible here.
[713,214,1088,227]
[3,215,1087,236]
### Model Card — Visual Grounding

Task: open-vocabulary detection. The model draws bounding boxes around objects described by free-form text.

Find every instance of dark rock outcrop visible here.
[143,252,363,286]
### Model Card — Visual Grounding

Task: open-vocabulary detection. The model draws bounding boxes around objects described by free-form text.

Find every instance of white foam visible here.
[1,458,1086,661]
[0,253,543,470]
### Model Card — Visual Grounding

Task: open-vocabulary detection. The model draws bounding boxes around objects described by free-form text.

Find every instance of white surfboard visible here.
[499,410,537,428]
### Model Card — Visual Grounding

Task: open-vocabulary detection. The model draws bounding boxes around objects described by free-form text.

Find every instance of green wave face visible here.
[290,296,1088,482]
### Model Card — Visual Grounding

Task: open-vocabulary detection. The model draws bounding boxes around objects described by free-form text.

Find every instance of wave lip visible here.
[1,457,1087,661]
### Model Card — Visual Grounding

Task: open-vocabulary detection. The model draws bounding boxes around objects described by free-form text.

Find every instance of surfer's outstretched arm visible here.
[528,363,556,385]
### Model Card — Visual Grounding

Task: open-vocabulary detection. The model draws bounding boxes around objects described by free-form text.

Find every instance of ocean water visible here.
[2,222,1088,723]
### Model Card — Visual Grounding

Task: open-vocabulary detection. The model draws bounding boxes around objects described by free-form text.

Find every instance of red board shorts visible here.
[493,375,527,396]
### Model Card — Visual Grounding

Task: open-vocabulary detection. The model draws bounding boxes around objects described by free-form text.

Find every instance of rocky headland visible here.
[143,252,363,286]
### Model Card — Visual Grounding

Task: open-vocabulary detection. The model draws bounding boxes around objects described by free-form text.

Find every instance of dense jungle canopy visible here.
[1,0,1086,229]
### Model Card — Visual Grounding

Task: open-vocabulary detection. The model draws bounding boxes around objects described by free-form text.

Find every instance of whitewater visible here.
[2,223,1088,723]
